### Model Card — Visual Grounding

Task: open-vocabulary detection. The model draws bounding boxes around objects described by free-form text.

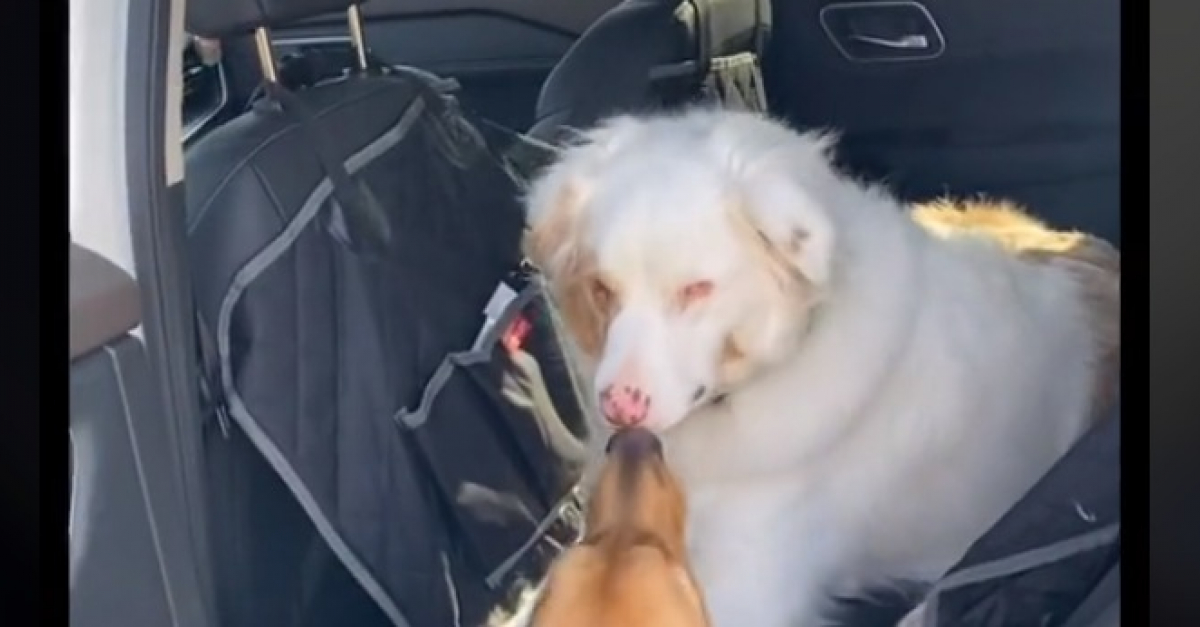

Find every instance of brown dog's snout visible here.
[529,428,708,627]
[587,427,686,558]
[604,426,664,458]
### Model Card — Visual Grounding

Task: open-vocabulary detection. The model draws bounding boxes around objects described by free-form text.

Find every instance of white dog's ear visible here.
[524,173,584,273]
[523,116,641,263]
[523,169,611,359]
[720,128,840,290]
[728,182,836,290]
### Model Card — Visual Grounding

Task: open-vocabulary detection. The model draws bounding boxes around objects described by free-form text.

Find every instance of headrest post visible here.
[253,27,278,83]
[347,5,370,71]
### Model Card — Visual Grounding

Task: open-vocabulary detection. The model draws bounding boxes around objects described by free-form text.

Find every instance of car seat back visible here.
[185,4,590,625]
[529,0,772,142]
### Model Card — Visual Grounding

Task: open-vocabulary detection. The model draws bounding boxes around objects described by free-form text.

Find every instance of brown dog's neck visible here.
[580,525,688,565]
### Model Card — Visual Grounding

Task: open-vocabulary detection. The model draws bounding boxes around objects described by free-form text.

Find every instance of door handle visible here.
[847,33,930,50]
[820,1,945,62]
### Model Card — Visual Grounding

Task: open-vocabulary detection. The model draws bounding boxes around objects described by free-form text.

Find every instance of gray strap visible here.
[264,81,393,256]
[922,523,1120,626]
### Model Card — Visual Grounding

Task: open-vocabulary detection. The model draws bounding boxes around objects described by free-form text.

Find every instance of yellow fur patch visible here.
[913,198,1120,419]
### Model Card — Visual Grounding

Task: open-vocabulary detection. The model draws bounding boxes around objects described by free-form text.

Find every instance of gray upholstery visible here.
[71,337,216,627]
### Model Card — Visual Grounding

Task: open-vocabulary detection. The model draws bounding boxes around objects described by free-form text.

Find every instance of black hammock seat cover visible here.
[905,392,1120,627]
[185,65,592,626]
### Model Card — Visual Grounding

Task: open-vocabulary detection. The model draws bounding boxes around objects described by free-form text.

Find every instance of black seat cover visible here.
[184,2,588,627]
[530,0,771,141]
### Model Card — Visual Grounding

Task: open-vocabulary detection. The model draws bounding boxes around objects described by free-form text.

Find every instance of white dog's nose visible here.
[600,384,651,427]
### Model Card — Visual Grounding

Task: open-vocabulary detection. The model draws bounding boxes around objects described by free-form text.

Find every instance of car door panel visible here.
[767,0,1120,244]
[71,339,177,624]
[70,243,212,627]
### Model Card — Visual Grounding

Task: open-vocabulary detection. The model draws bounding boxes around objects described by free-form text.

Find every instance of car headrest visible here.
[530,0,771,141]
[187,0,368,39]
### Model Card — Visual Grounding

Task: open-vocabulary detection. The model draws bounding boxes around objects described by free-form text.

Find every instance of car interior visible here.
[75,0,1120,624]
[184,0,1119,244]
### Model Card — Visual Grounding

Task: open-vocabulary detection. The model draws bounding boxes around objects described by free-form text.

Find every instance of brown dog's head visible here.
[529,428,709,627]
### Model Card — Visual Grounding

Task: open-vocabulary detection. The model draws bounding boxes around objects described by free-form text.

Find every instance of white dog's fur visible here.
[522,109,1118,626]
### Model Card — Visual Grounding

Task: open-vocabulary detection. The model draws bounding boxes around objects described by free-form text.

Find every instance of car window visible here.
[182,35,228,144]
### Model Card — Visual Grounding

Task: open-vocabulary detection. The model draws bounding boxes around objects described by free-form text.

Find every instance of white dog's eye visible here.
[677,280,715,310]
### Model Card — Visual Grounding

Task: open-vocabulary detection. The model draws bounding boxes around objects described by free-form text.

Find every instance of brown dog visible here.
[527,428,710,627]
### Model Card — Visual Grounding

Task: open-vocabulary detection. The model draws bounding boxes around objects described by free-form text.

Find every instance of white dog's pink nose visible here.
[600,384,651,427]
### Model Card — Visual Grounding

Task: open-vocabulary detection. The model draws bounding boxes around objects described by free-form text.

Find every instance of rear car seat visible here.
[529,0,773,142]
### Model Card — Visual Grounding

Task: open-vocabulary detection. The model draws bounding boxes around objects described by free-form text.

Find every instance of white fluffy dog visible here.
[522,110,1119,626]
